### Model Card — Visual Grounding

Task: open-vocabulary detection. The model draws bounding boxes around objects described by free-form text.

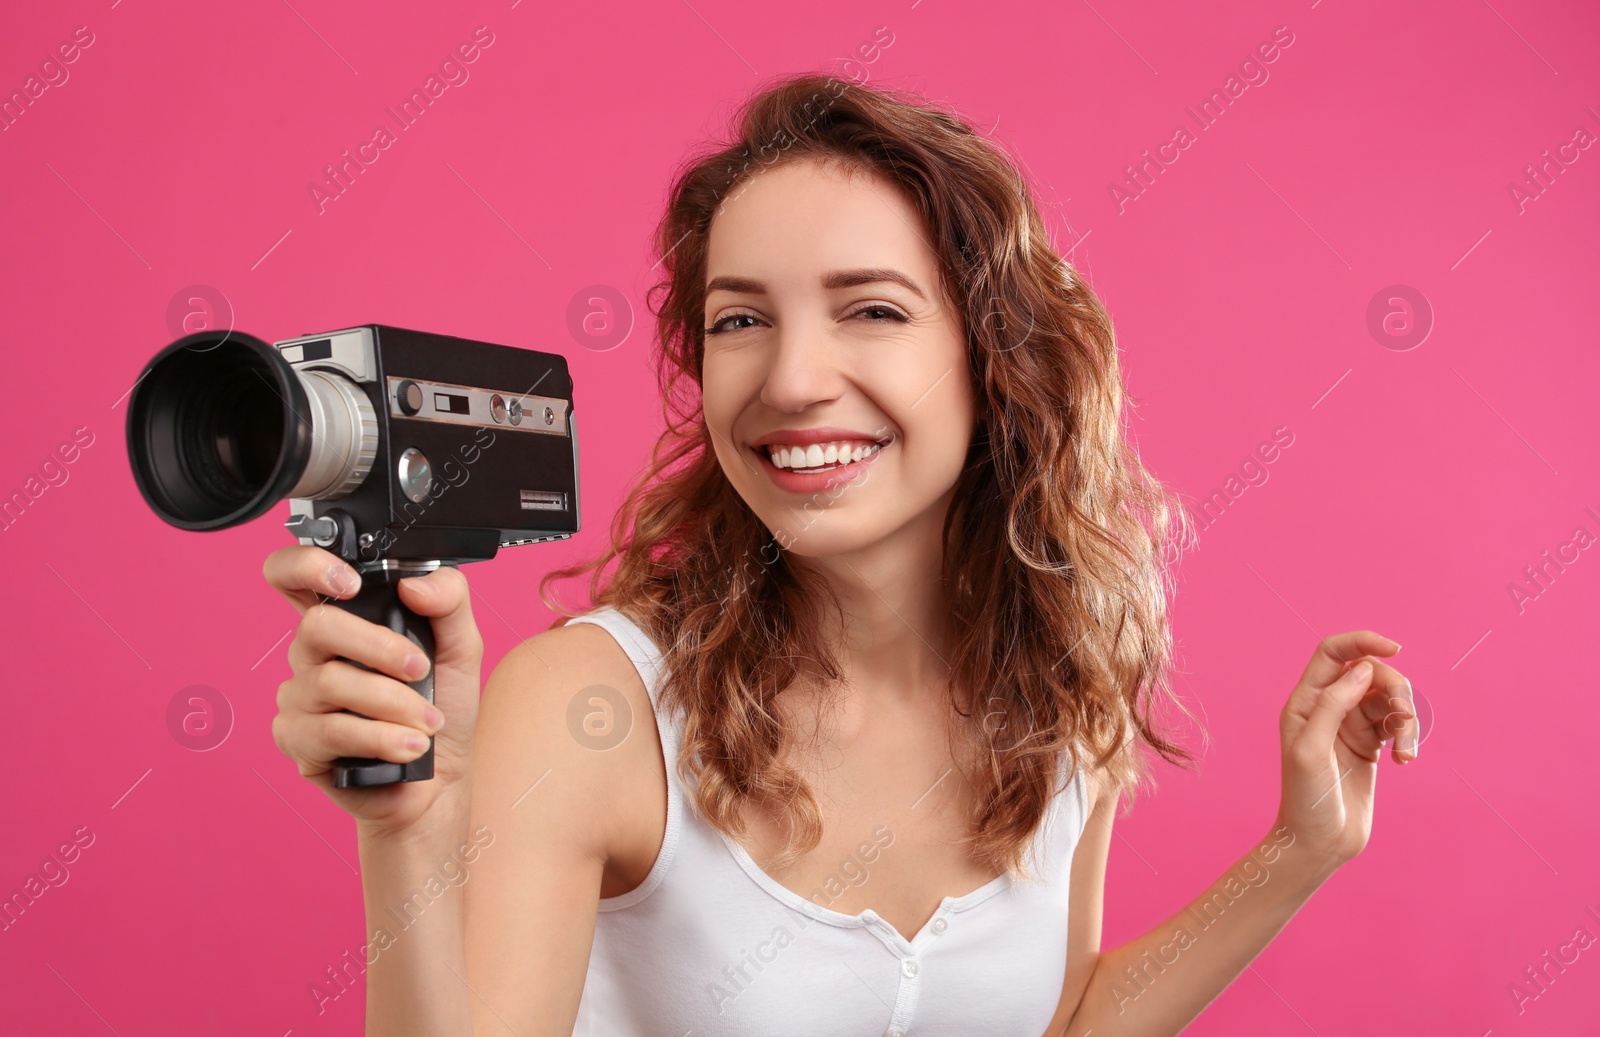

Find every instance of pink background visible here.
[4,0,1598,1033]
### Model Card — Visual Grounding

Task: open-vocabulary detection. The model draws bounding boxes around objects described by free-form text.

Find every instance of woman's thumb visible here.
[398,567,484,669]
[1301,659,1373,749]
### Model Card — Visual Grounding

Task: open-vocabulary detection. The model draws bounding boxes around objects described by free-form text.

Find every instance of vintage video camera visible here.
[125,324,580,787]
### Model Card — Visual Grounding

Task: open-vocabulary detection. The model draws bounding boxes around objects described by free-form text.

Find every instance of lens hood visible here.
[126,329,314,530]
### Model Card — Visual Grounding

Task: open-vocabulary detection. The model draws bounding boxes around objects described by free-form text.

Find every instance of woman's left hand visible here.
[1272,630,1417,882]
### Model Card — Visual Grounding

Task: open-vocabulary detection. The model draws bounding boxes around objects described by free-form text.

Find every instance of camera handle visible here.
[330,559,445,788]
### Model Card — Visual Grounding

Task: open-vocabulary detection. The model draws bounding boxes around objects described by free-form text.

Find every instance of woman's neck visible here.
[799,495,956,708]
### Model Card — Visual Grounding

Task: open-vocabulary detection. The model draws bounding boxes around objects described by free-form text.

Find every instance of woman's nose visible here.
[758,320,846,413]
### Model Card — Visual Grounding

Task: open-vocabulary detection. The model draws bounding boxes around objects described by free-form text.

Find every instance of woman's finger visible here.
[262,546,362,615]
[288,601,430,686]
[1296,630,1402,690]
[278,660,444,733]
[273,708,434,772]
[1348,656,1418,762]
[1297,658,1375,756]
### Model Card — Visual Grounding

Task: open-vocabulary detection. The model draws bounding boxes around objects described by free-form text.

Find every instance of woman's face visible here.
[700,156,976,560]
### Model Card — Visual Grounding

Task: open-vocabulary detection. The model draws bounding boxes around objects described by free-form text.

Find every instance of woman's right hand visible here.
[262,545,485,838]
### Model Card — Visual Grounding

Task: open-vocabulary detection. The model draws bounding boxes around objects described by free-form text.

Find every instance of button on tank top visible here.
[566,605,1090,1037]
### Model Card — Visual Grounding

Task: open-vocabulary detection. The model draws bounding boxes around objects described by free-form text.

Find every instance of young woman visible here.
[264,73,1418,1037]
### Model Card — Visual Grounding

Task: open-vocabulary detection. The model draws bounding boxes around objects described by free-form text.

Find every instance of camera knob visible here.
[284,513,339,546]
[396,380,424,415]
[397,447,433,504]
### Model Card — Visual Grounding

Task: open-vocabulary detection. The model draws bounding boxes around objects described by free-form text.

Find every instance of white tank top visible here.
[566,605,1089,1037]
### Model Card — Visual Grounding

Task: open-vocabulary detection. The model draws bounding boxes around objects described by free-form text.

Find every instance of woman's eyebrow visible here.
[705,268,927,301]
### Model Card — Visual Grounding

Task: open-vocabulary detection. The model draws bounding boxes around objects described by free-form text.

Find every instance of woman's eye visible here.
[706,313,760,335]
[705,306,906,335]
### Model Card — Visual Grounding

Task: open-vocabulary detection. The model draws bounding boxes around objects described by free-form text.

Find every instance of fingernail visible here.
[404,653,430,679]
[405,733,428,752]
[326,564,359,596]
[1352,661,1373,681]
[423,704,445,731]
[406,576,432,596]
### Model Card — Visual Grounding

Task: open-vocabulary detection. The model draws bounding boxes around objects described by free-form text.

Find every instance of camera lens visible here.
[186,365,288,502]
[128,331,381,531]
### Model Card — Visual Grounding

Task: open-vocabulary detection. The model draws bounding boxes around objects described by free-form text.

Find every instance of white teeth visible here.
[766,440,882,470]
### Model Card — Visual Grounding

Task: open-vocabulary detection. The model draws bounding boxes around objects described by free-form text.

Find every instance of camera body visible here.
[271,324,580,566]
[126,322,580,788]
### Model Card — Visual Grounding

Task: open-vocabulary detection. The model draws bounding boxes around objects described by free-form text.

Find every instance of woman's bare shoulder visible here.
[475,618,665,867]
[1075,751,1116,820]
[494,617,651,697]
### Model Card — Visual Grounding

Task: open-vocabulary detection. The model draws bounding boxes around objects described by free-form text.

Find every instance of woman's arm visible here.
[354,620,656,1036]
[261,548,489,1035]
[1047,629,1415,1036]
[459,621,664,1036]
[1048,822,1328,1036]
[356,800,476,1035]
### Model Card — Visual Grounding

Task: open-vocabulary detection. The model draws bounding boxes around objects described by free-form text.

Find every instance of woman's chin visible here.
[760,521,892,562]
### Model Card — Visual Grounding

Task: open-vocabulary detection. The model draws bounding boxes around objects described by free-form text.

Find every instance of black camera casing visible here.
[274,323,580,566]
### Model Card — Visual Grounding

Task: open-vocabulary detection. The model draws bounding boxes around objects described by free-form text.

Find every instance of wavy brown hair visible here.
[541,70,1201,878]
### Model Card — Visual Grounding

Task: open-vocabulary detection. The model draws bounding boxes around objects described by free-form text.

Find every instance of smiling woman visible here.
[262,67,1417,1037]
[522,72,1200,1037]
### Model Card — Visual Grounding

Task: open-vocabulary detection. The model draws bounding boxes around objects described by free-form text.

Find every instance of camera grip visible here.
[330,563,441,788]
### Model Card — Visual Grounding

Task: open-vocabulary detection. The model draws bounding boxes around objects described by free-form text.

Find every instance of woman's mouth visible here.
[751,439,888,492]
[766,440,882,473]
